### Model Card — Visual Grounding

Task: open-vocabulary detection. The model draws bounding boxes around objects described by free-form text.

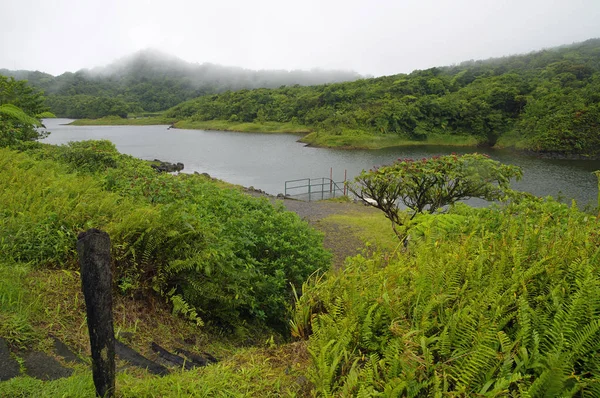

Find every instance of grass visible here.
[69,115,479,150]
[174,119,312,134]
[69,116,175,126]
[295,200,600,396]
[320,209,399,253]
[0,262,314,397]
[0,143,327,396]
[0,343,312,397]
[299,130,479,149]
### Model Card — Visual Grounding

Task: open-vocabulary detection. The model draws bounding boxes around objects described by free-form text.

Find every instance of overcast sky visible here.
[2,0,600,77]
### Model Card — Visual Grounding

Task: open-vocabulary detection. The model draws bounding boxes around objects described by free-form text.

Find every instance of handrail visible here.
[284,176,347,201]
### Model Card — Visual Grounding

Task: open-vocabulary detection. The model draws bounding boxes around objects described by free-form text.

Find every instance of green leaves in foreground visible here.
[0,143,331,334]
[350,153,522,238]
[295,200,600,396]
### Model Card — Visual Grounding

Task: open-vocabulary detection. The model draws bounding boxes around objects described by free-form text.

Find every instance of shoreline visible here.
[65,117,600,159]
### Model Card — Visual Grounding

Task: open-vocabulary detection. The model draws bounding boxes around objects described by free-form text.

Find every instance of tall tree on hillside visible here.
[0,75,49,146]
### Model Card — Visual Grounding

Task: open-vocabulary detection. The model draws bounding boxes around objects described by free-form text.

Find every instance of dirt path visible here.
[247,190,381,267]
[280,199,370,267]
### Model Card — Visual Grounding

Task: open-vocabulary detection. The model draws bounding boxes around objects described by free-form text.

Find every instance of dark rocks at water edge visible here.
[151,159,184,173]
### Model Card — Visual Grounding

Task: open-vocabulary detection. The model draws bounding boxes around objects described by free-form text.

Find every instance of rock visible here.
[277,193,285,198]
[115,340,169,376]
[22,351,73,381]
[174,347,218,367]
[51,336,83,364]
[151,160,184,173]
[151,343,195,370]
[0,338,20,381]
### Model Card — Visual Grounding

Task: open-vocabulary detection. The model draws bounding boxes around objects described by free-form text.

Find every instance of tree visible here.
[349,153,522,238]
[0,75,49,146]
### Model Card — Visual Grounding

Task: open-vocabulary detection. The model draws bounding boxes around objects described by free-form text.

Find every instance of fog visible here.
[2,0,600,76]
[90,49,362,87]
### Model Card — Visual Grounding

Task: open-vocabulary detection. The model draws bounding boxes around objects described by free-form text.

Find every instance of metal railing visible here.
[284,177,347,201]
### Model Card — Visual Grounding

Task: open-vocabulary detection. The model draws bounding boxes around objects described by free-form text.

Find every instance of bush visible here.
[0,143,331,334]
[295,199,600,396]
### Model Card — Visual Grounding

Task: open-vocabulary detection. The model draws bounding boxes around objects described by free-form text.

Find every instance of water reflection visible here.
[40,119,600,207]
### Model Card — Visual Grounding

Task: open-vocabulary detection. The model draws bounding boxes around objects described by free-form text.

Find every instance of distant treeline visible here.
[0,49,361,119]
[166,39,600,155]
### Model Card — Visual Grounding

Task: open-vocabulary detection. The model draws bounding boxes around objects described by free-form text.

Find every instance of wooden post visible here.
[77,229,115,398]
[330,167,333,193]
[344,169,347,196]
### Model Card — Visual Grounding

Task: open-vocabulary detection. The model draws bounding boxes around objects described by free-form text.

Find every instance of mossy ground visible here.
[0,195,389,396]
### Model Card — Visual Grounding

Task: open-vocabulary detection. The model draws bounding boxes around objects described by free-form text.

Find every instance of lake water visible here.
[40,119,600,208]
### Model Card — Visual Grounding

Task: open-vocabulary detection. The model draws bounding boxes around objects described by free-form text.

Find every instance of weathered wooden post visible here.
[77,228,115,398]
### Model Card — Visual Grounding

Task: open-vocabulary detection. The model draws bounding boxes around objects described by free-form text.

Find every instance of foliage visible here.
[161,39,600,154]
[294,199,600,396]
[1,50,360,118]
[0,260,313,397]
[0,143,331,333]
[349,153,522,237]
[0,342,311,397]
[68,115,174,126]
[0,75,48,146]
[0,262,41,349]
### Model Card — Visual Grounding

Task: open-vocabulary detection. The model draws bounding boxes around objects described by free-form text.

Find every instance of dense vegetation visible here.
[1,49,360,118]
[4,55,600,396]
[0,141,330,333]
[350,153,523,237]
[294,199,600,396]
[1,67,331,334]
[0,75,52,146]
[165,39,600,155]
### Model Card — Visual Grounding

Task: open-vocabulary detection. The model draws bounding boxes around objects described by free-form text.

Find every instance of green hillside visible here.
[166,39,600,156]
[1,49,361,119]
[3,62,600,396]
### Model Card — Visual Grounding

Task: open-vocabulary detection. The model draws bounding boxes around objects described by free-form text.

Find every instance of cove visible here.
[41,119,600,208]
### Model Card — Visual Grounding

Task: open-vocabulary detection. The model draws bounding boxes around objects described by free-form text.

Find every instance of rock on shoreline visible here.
[151,160,184,173]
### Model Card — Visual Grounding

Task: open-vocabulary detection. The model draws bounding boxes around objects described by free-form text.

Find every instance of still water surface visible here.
[41,119,600,207]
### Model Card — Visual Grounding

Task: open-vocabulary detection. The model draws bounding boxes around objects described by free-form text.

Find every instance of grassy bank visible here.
[0,263,312,397]
[299,130,479,149]
[0,140,333,396]
[174,119,312,134]
[68,116,483,150]
[69,116,175,126]
[293,200,600,396]
[175,119,478,149]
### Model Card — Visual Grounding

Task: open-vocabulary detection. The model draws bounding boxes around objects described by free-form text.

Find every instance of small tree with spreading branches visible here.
[349,153,523,238]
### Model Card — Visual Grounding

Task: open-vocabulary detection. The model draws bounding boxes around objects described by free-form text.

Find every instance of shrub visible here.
[0,144,331,334]
[295,199,600,396]
[349,153,522,238]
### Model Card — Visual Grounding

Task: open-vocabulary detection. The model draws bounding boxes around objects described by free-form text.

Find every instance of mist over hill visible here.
[0,49,362,118]
[165,38,600,156]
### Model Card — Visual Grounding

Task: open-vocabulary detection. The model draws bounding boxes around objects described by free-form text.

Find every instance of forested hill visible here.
[166,38,600,156]
[0,49,361,118]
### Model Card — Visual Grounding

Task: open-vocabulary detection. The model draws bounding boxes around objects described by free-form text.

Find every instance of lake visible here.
[40,119,600,208]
